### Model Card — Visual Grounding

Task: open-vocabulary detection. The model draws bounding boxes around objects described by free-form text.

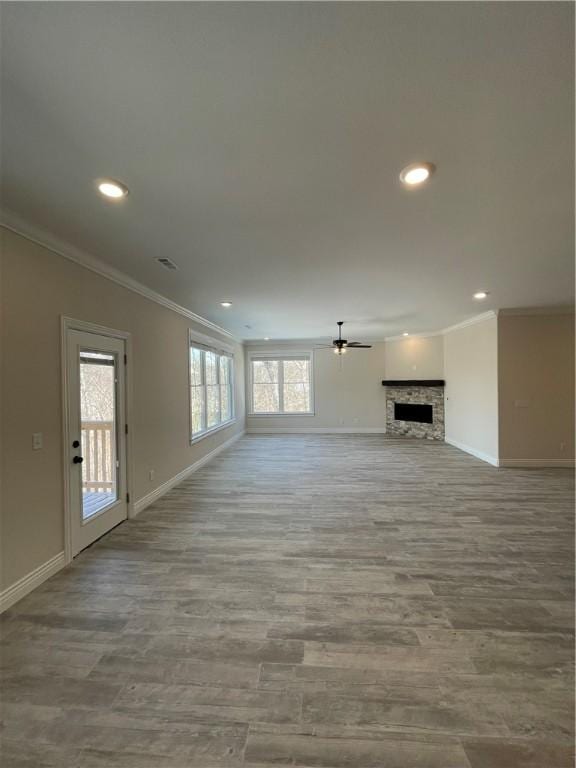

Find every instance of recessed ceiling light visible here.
[97,179,129,199]
[473,291,489,300]
[220,301,232,308]
[399,162,435,187]
[403,332,409,337]
[264,337,270,341]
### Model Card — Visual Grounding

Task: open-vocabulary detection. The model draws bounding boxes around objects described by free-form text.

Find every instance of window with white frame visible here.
[190,337,234,440]
[250,354,313,415]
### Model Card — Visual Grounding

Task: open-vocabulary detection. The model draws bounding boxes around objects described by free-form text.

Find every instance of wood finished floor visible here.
[1,435,574,767]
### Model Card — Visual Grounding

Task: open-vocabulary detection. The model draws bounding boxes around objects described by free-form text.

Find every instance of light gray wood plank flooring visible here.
[1,435,574,767]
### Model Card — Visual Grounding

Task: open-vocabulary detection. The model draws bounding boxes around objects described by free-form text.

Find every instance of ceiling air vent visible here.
[155,257,178,271]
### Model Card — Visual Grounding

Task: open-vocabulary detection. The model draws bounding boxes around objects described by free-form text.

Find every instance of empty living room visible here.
[0,2,574,767]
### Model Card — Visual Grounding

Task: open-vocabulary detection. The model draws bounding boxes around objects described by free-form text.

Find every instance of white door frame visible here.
[61,316,134,564]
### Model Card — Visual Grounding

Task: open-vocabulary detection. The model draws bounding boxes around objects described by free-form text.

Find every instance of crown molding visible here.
[246,322,488,347]
[244,338,328,348]
[0,208,240,343]
[442,310,498,335]
[384,330,444,342]
[245,339,397,350]
[5,209,566,343]
[499,306,575,317]
[189,327,235,355]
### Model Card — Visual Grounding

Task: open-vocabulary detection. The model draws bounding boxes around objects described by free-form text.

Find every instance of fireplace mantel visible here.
[382,380,445,387]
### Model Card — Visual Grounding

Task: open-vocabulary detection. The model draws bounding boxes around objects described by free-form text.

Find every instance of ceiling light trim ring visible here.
[96,178,130,199]
[399,162,436,186]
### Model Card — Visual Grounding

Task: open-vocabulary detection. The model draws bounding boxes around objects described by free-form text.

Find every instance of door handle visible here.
[73,456,84,464]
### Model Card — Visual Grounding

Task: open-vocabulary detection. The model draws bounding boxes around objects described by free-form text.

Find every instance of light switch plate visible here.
[32,432,43,450]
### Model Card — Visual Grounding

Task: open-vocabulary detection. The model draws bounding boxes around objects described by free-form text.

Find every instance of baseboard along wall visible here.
[0,430,244,613]
[0,551,66,614]
[446,437,574,468]
[498,458,575,468]
[3,430,569,614]
[133,430,244,515]
[444,437,499,466]
[246,427,387,434]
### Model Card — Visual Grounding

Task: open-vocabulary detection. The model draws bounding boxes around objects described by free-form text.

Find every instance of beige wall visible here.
[444,316,499,463]
[0,228,245,591]
[245,343,388,431]
[384,336,444,380]
[498,313,574,465]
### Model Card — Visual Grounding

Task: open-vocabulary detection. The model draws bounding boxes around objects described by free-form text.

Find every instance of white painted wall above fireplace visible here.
[384,336,444,380]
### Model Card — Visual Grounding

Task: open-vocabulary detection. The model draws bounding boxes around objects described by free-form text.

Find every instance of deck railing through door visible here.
[81,421,115,493]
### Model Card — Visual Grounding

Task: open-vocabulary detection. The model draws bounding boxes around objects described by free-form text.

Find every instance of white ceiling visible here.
[1,2,573,341]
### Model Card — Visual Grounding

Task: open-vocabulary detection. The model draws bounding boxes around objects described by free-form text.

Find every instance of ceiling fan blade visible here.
[347,342,370,347]
[347,344,372,348]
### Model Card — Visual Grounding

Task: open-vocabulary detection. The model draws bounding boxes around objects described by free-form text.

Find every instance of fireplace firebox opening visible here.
[394,402,433,424]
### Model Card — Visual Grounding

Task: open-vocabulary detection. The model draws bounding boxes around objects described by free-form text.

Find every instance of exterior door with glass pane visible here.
[66,329,128,556]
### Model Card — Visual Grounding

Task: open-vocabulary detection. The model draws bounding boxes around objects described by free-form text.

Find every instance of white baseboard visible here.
[1,432,244,613]
[446,437,574,468]
[247,427,387,434]
[133,430,244,516]
[445,437,499,466]
[499,458,575,468]
[0,551,66,614]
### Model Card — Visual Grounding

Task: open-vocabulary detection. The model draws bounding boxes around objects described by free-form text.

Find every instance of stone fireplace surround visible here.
[382,380,445,440]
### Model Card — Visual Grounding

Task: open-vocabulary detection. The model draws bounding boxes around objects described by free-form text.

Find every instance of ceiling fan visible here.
[317,321,372,355]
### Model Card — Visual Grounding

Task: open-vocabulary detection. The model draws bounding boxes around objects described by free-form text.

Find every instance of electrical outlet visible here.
[149,469,155,481]
[560,442,566,452]
[339,417,344,425]
[32,432,43,450]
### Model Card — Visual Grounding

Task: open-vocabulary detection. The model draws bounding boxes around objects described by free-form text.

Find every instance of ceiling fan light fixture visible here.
[319,322,372,353]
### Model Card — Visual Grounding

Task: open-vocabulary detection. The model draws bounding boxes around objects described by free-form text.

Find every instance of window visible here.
[190,336,234,441]
[250,354,313,415]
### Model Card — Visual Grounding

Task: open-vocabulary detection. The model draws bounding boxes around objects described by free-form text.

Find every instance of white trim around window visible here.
[248,350,315,416]
[189,330,236,443]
